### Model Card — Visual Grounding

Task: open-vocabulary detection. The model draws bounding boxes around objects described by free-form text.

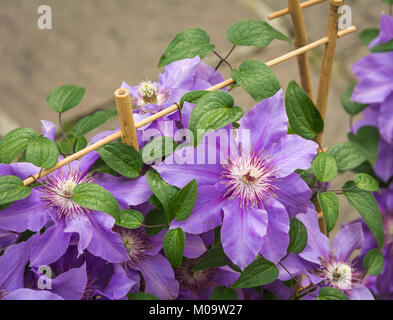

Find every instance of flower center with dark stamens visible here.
[39,168,95,220]
[135,80,170,109]
[115,227,152,265]
[221,150,279,208]
[175,258,217,291]
[313,254,360,292]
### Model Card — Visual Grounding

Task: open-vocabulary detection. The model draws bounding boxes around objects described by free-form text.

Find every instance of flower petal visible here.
[3,288,63,300]
[136,253,179,300]
[41,120,56,141]
[222,199,268,270]
[0,190,51,232]
[51,263,88,300]
[267,135,318,178]
[350,283,375,300]
[184,233,207,259]
[171,183,226,234]
[239,90,288,151]
[30,224,72,267]
[64,215,93,256]
[94,173,152,208]
[332,222,364,261]
[260,198,290,264]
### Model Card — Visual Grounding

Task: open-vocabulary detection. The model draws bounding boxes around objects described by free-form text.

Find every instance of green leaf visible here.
[56,135,87,155]
[0,128,37,164]
[210,286,238,300]
[311,152,338,182]
[340,84,368,116]
[318,191,339,233]
[140,136,177,164]
[0,175,32,206]
[72,183,120,219]
[46,84,85,113]
[232,257,279,288]
[163,228,185,268]
[354,173,380,192]
[227,20,290,47]
[171,179,197,221]
[25,137,59,169]
[343,181,384,248]
[180,91,209,109]
[189,90,243,146]
[146,170,179,221]
[317,287,348,300]
[192,247,228,271]
[230,60,281,102]
[285,80,324,140]
[359,28,379,47]
[363,248,384,276]
[97,142,143,178]
[287,218,308,254]
[144,208,168,235]
[382,0,393,3]
[117,209,144,229]
[370,38,393,52]
[127,292,159,300]
[89,158,116,176]
[327,142,367,171]
[73,109,117,137]
[158,28,215,67]
[348,126,379,166]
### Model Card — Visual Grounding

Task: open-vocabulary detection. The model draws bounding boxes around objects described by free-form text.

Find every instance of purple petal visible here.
[30,224,72,267]
[0,162,40,180]
[153,145,222,188]
[0,189,51,232]
[158,56,200,90]
[297,208,330,263]
[51,263,87,300]
[136,253,179,300]
[369,14,393,48]
[375,138,393,182]
[222,199,268,270]
[271,173,312,217]
[260,198,290,264]
[171,183,226,234]
[215,266,240,287]
[87,212,128,263]
[184,233,207,259]
[351,105,379,134]
[333,222,364,261]
[3,288,63,300]
[0,238,34,291]
[100,264,136,300]
[277,253,309,281]
[94,173,152,208]
[0,229,18,250]
[41,120,56,141]
[239,90,288,151]
[64,215,93,256]
[378,93,393,143]
[350,283,374,300]
[267,135,318,178]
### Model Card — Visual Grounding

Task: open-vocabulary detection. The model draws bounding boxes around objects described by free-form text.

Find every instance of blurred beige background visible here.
[0,0,389,229]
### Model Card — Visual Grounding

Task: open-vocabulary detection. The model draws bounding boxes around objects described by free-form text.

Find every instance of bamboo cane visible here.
[114,88,139,151]
[268,0,327,20]
[22,26,356,187]
[315,0,343,145]
[288,0,314,100]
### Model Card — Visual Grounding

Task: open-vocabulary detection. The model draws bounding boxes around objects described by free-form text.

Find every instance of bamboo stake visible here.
[268,0,327,20]
[22,26,356,187]
[114,88,139,151]
[288,0,314,100]
[315,0,343,145]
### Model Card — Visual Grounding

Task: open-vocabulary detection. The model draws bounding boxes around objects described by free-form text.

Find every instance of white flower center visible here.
[221,150,278,208]
[327,262,353,290]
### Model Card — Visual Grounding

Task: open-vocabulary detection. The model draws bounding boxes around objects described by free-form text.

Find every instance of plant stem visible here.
[58,113,73,150]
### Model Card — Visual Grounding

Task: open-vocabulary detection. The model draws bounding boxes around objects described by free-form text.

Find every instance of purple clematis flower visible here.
[350,186,393,299]
[0,120,152,265]
[299,213,374,300]
[121,56,224,132]
[351,15,393,146]
[154,90,318,270]
[0,236,87,300]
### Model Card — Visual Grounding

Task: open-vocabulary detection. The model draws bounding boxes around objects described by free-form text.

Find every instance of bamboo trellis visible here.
[23,0,353,190]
